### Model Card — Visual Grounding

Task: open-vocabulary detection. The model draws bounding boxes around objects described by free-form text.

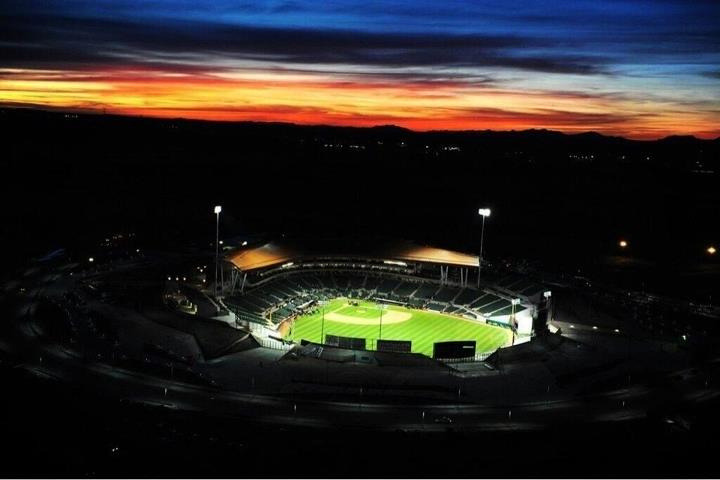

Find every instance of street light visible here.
[708,246,717,255]
[619,240,628,248]
[477,208,491,287]
[214,205,222,299]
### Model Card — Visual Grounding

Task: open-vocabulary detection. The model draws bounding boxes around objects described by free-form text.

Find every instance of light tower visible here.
[214,205,222,298]
[477,208,491,288]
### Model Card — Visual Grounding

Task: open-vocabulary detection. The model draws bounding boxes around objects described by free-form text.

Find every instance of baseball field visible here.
[284,297,512,357]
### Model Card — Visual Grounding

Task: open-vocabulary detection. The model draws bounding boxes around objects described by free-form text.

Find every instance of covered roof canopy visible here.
[226,239,478,272]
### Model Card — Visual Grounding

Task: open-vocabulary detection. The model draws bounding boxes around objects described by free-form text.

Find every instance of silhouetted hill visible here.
[1,107,717,151]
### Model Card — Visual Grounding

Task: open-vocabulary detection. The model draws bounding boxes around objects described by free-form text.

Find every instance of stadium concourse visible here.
[221,239,546,360]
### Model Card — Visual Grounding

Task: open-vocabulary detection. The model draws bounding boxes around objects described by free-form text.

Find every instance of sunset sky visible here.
[1,0,719,138]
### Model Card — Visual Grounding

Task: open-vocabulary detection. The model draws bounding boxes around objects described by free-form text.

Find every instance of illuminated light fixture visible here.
[619,240,628,248]
[682,334,687,341]
[136,248,140,253]
[592,326,598,330]
[477,207,491,287]
[383,260,407,266]
[214,205,222,300]
[708,246,717,255]
[570,325,575,328]
[88,257,94,263]
[614,329,620,333]
[242,241,248,246]
[282,262,294,268]
[543,291,552,298]
[219,240,224,245]
[511,298,521,306]
[167,276,171,281]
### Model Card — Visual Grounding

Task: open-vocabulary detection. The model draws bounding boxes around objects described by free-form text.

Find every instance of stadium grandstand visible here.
[218,238,551,360]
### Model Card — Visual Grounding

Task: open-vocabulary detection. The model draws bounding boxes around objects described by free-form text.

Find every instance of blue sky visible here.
[1,0,718,137]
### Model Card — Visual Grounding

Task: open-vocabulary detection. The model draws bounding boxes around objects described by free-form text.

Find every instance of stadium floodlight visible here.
[477,208,491,287]
[383,260,407,266]
[214,205,222,302]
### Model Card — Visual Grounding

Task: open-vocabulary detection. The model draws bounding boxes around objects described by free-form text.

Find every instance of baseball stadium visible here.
[6,222,717,449]
[222,239,547,361]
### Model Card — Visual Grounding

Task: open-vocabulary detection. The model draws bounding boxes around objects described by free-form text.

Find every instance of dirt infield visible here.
[324,310,411,325]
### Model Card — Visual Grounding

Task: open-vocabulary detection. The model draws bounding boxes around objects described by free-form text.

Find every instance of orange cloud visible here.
[1,67,718,139]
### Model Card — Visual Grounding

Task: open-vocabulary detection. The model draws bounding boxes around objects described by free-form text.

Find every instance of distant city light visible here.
[708,246,717,255]
[619,240,628,248]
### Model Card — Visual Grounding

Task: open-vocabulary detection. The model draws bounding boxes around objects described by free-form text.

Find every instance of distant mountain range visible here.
[2,106,718,147]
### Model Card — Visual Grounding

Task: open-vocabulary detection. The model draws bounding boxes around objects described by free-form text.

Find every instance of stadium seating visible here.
[394,281,420,297]
[454,288,483,305]
[433,286,461,303]
[412,283,439,299]
[376,278,401,294]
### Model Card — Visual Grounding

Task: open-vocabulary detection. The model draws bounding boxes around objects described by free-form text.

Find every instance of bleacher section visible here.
[454,288,483,305]
[394,281,420,297]
[413,283,438,299]
[433,286,461,303]
[376,278,401,295]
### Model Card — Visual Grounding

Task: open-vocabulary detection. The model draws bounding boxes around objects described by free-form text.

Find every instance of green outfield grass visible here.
[285,297,512,357]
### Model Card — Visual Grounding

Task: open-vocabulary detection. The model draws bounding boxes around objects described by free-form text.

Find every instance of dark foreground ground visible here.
[0,364,718,478]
